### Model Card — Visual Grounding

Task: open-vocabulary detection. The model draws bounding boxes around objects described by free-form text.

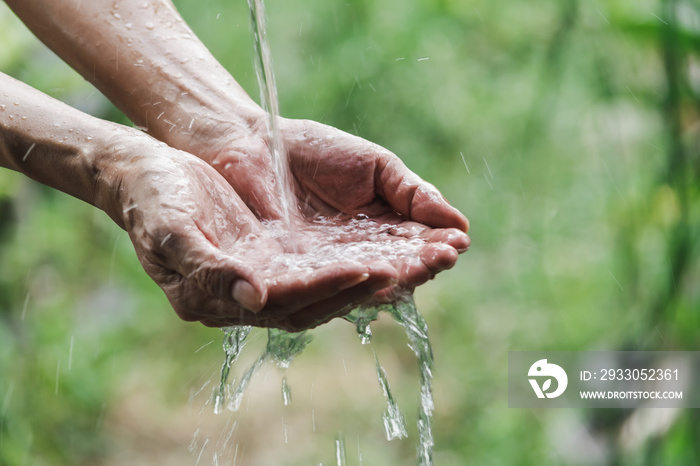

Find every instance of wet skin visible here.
[2,0,470,330]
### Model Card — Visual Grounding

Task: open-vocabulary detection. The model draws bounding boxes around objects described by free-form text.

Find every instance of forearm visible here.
[4,0,263,155]
[0,72,132,227]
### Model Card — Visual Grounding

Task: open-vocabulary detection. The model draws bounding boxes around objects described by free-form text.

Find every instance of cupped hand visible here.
[108,135,398,331]
[198,117,470,296]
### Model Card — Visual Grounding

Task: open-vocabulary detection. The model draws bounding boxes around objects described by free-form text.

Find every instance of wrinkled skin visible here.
[115,138,402,331]
[117,130,469,330]
[196,116,471,299]
[2,0,471,330]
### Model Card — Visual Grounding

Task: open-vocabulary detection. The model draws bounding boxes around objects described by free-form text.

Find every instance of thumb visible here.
[376,154,469,232]
[150,228,268,312]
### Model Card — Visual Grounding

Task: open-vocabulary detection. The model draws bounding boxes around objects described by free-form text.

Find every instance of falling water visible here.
[345,295,435,466]
[281,376,292,405]
[343,304,378,345]
[374,353,409,440]
[216,327,312,412]
[390,296,435,466]
[247,0,297,229]
[335,433,347,466]
[212,302,436,464]
[213,326,251,414]
[208,0,437,463]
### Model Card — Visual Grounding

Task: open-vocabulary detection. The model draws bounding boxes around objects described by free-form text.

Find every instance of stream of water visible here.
[247,0,297,230]
[208,1,437,464]
[213,296,434,465]
[344,296,435,465]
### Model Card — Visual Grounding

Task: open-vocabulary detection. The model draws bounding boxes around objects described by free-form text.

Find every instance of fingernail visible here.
[339,272,370,291]
[232,280,264,313]
[456,233,471,252]
[443,230,470,252]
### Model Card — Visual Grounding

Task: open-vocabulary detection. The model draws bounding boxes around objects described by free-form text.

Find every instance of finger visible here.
[284,262,398,331]
[376,154,469,232]
[387,222,470,252]
[156,268,260,325]
[397,255,432,289]
[372,285,404,303]
[416,228,471,253]
[420,242,459,274]
[262,261,374,317]
[154,228,268,312]
[394,241,461,289]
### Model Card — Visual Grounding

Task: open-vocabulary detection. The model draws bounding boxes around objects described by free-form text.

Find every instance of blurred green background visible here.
[1,0,700,464]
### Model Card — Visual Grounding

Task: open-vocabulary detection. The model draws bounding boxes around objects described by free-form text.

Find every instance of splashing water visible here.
[343,303,379,345]
[389,296,435,466]
[213,326,251,414]
[344,304,410,441]
[215,327,313,412]
[374,352,408,440]
[345,295,435,465]
[213,296,436,464]
[266,328,314,369]
[247,216,427,275]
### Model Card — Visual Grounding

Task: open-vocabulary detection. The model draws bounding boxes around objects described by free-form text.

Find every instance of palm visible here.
[120,146,395,331]
[202,117,470,294]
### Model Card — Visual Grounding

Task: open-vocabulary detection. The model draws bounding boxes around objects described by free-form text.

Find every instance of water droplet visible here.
[22,142,36,162]
[112,12,122,20]
[335,434,347,466]
[13,102,19,106]
[145,22,154,30]
[0,105,5,111]
[281,376,291,405]
[375,354,408,441]
[21,116,26,120]
[125,22,133,30]
[86,136,93,141]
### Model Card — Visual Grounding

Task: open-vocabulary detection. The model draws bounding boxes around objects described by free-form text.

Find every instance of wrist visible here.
[147,87,266,162]
[89,125,152,229]
[0,73,124,219]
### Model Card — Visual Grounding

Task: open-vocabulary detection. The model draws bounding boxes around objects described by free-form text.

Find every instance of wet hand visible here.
[198,117,470,297]
[110,136,398,331]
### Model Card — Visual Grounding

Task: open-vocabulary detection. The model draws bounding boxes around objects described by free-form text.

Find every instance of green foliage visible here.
[2,0,700,464]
